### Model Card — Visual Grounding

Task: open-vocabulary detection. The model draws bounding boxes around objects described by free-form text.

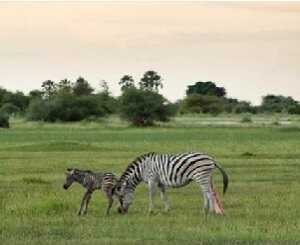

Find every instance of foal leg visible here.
[83,191,92,215]
[78,190,90,215]
[105,188,114,216]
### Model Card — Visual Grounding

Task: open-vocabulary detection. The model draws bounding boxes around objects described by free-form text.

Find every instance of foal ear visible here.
[66,168,76,175]
[73,169,80,174]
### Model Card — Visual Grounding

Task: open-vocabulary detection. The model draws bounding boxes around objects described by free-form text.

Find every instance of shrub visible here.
[260,95,299,113]
[0,103,20,115]
[95,92,119,114]
[179,94,224,115]
[48,95,106,122]
[0,113,9,128]
[119,87,175,126]
[288,104,300,114]
[27,95,109,122]
[26,98,49,121]
[241,152,256,157]
[241,114,252,123]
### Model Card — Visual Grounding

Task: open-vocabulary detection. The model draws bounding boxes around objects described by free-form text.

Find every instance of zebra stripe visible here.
[63,168,118,215]
[115,152,228,215]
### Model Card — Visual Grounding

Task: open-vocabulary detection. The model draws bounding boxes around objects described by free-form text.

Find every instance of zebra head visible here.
[63,168,80,190]
[114,180,134,214]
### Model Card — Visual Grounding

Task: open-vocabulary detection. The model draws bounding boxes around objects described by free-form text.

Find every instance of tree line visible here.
[0,70,300,127]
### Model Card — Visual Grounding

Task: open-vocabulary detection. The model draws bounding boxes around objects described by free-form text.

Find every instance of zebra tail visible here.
[215,163,229,195]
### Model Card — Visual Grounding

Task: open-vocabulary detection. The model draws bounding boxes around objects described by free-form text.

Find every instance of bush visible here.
[95,92,119,114]
[241,114,252,123]
[27,95,108,122]
[0,103,20,115]
[27,98,49,121]
[119,87,175,126]
[0,113,9,128]
[288,105,300,114]
[179,94,224,114]
[260,95,299,113]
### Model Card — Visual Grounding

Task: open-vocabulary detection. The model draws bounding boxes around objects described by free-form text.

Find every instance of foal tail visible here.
[214,163,229,194]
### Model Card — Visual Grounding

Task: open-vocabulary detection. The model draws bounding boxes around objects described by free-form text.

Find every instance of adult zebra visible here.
[114,152,228,215]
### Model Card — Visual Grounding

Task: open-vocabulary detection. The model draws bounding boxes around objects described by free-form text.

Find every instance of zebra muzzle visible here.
[118,206,128,214]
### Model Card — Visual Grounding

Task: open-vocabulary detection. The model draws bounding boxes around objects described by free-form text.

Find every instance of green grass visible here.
[1,116,300,244]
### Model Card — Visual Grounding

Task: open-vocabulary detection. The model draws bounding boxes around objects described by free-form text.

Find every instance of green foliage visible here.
[95,92,118,115]
[26,78,118,122]
[119,75,135,91]
[288,104,300,114]
[0,112,9,128]
[27,95,107,122]
[0,88,29,113]
[72,77,94,96]
[56,79,72,95]
[186,81,226,97]
[119,87,175,126]
[180,94,224,115]
[29,89,43,100]
[234,101,255,114]
[182,82,256,115]
[41,80,57,99]
[260,94,299,113]
[240,114,252,123]
[26,98,50,121]
[0,103,20,115]
[139,70,163,92]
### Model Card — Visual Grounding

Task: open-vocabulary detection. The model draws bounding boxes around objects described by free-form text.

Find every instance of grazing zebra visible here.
[114,152,228,215]
[63,168,117,215]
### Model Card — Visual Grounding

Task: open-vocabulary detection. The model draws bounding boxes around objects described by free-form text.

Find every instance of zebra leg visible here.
[194,175,214,215]
[202,192,209,216]
[78,190,90,215]
[148,180,158,214]
[105,188,114,216]
[83,191,92,215]
[158,184,170,212]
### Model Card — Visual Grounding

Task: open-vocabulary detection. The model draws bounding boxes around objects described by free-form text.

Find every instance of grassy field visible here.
[1,116,300,244]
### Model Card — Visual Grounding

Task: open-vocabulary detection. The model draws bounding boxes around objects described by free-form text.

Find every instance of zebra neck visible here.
[121,171,142,192]
[76,173,90,187]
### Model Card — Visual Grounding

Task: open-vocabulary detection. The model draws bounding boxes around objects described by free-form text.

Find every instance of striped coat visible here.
[115,152,228,215]
[63,168,117,215]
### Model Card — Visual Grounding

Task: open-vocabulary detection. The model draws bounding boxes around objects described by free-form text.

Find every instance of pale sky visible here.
[1,2,300,104]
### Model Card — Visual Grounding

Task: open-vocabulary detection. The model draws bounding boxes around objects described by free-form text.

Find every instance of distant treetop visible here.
[139,70,163,92]
[186,81,226,97]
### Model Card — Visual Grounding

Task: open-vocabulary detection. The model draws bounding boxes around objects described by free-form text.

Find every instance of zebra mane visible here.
[82,170,94,174]
[68,168,94,175]
[118,152,155,184]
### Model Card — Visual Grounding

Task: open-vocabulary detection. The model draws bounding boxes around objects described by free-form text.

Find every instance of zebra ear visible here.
[66,168,76,175]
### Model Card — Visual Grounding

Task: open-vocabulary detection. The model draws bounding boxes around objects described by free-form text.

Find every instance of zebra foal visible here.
[114,152,229,215]
[63,168,117,215]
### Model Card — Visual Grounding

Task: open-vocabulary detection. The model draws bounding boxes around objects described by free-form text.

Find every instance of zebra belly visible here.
[161,178,192,188]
